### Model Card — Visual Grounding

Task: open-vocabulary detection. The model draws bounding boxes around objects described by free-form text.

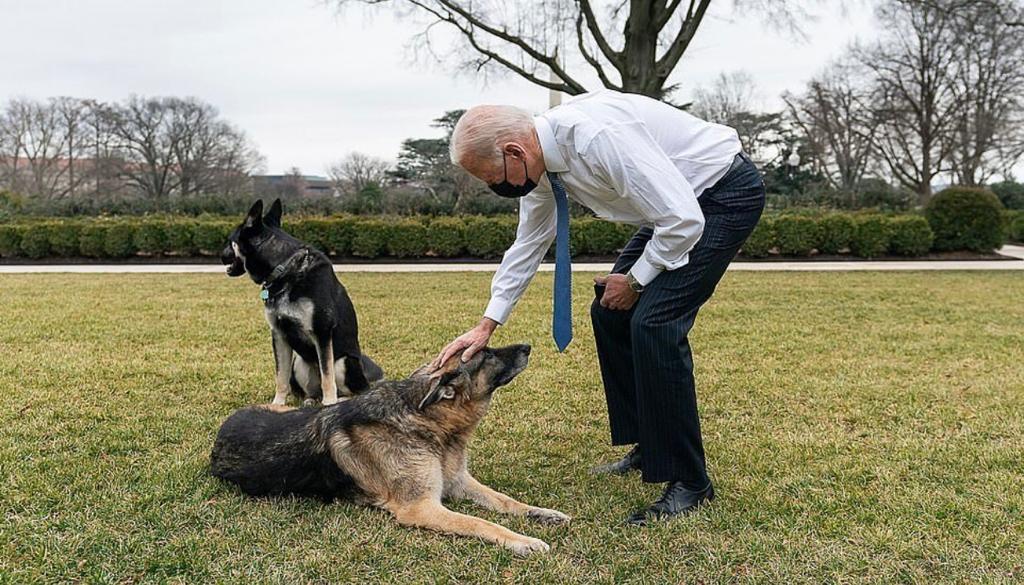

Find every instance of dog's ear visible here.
[409,362,433,378]
[264,198,283,228]
[418,370,460,410]
[244,200,264,230]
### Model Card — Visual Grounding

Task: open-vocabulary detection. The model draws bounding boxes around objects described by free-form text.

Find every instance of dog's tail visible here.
[360,354,385,383]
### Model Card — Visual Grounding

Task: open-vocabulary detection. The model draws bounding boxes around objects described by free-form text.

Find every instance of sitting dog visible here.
[221,198,383,405]
[209,344,569,555]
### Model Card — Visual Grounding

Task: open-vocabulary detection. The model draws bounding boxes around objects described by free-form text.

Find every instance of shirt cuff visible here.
[629,254,662,286]
[484,297,513,325]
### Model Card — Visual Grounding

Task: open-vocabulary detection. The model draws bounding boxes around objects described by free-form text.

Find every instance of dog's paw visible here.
[322,396,339,406]
[271,395,288,406]
[526,507,571,526]
[302,398,318,407]
[508,536,549,556]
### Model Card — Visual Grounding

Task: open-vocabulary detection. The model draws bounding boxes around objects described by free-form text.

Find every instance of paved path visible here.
[2,245,1022,274]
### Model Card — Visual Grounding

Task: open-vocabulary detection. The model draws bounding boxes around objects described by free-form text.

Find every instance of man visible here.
[433,90,765,525]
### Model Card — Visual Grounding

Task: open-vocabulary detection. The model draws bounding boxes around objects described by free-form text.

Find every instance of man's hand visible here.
[432,318,499,369]
[595,274,639,311]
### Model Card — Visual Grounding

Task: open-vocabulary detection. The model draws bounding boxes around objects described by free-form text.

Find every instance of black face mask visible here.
[488,153,537,198]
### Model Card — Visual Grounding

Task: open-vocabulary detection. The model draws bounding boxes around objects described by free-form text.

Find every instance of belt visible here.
[732,151,752,169]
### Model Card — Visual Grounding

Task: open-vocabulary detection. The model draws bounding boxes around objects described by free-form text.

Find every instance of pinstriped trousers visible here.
[590,153,765,485]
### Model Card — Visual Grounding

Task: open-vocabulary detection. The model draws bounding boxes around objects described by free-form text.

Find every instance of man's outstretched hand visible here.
[432,318,499,370]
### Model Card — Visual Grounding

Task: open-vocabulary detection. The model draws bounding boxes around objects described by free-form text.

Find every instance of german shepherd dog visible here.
[210,344,570,555]
[221,199,383,405]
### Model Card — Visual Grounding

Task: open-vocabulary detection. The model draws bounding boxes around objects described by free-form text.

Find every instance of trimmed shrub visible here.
[350,219,389,258]
[0,224,24,257]
[925,187,1006,252]
[1007,210,1024,242]
[325,216,355,256]
[818,214,856,255]
[856,178,915,211]
[426,216,466,257]
[387,219,429,258]
[287,218,334,254]
[134,220,169,255]
[568,221,586,258]
[165,220,197,256]
[79,224,109,258]
[741,217,774,258]
[192,221,233,255]
[990,181,1024,210]
[48,221,81,256]
[574,218,631,256]
[774,215,820,256]
[19,224,52,259]
[850,215,892,258]
[463,217,517,258]
[104,223,138,258]
[888,216,934,256]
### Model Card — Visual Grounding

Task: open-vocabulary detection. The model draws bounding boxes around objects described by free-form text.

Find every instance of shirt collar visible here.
[534,116,569,173]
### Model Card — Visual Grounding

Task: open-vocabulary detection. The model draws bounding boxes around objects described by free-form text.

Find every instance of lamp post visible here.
[786,147,800,170]
[786,146,800,181]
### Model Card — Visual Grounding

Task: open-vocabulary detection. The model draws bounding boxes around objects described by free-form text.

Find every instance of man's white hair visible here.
[449,105,535,167]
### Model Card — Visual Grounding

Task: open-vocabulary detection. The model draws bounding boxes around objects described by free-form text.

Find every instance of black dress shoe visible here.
[591,445,641,475]
[626,480,715,526]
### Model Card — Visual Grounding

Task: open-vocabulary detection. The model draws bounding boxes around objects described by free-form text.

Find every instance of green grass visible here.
[1,271,1022,583]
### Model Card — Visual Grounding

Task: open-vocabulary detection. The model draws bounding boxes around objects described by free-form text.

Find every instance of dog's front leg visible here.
[315,335,338,405]
[456,473,571,526]
[388,499,550,556]
[271,331,293,405]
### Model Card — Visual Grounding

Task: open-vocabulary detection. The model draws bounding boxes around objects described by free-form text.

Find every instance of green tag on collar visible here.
[260,289,269,302]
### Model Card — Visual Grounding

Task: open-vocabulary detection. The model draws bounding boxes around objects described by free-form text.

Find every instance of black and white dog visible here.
[221,199,383,405]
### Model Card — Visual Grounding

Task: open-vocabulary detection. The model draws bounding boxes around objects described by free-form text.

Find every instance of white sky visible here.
[1,0,877,175]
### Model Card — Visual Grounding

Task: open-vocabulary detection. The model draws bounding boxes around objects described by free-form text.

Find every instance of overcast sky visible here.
[2,0,877,175]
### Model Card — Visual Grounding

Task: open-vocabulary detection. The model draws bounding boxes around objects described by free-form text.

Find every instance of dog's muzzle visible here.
[221,244,246,277]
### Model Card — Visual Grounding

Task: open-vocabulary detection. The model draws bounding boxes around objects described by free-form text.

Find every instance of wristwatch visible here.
[626,272,645,293]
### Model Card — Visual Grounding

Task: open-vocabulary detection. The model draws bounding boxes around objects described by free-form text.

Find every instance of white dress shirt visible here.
[484,89,742,325]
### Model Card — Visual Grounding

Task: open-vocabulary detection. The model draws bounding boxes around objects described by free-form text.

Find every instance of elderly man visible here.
[434,89,765,525]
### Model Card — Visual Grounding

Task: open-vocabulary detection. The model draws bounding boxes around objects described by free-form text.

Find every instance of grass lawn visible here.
[1,271,1022,583]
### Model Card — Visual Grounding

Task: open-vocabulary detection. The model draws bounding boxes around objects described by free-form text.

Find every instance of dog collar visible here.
[260,248,310,304]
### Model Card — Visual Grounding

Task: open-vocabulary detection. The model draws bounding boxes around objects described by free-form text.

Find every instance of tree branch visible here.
[575,11,621,90]
[655,0,685,30]
[402,0,586,93]
[655,0,712,76]
[578,0,622,67]
[430,0,587,93]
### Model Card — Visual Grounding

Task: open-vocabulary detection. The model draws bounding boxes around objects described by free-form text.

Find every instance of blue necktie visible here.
[547,172,572,352]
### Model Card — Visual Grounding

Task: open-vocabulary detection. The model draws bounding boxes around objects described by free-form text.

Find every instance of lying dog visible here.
[209,344,569,555]
[221,199,382,405]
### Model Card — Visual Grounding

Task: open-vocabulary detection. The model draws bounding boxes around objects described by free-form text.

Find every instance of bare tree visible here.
[690,71,782,163]
[691,71,759,123]
[103,96,262,199]
[783,60,880,192]
[0,100,28,194]
[334,0,806,100]
[0,98,105,199]
[102,96,180,199]
[946,0,1024,184]
[328,152,392,194]
[857,0,963,200]
[51,97,96,199]
[920,0,1024,27]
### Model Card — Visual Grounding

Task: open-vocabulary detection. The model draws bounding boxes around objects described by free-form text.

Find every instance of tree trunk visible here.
[620,1,661,97]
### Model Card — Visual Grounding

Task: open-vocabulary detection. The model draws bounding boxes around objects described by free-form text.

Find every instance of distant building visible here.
[252,174,337,198]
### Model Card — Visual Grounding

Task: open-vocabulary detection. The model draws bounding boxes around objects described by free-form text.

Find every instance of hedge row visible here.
[0,212,961,261]
[0,215,640,260]
[742,213,935,258]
